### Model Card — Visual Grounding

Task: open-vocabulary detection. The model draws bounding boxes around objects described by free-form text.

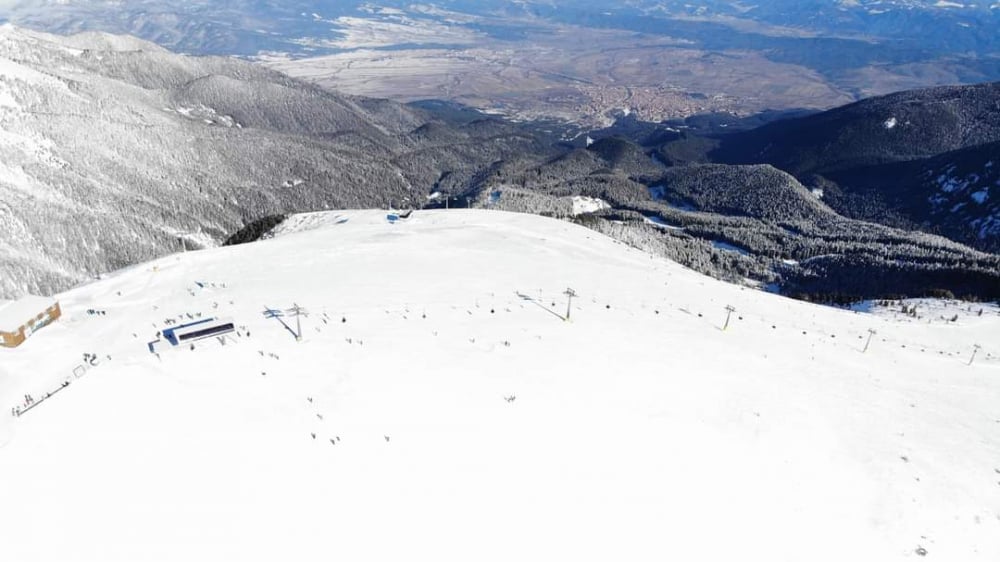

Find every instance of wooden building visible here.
[0,296,62,348]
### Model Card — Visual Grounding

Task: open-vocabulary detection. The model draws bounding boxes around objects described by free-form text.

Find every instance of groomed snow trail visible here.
[1,209,998,561]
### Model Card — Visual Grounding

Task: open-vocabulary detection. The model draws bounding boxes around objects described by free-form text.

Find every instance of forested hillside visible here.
[2,26,997,304]
[458,142,1000,302]
[0,25,553,298]
[646,82,1000,257]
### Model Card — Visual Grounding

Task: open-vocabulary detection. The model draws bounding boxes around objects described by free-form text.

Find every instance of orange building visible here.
[0,296,62,348]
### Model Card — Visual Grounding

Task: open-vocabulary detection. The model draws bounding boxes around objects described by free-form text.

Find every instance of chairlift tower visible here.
[863,329,877,353]
[723,305,736,331]
[969,344,982,366]
[563,288,577,321]
[287,303,309,341]
[262,305,298,340]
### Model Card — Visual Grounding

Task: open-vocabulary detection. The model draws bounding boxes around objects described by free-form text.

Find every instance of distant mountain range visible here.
[3,1,997,57]
[2,1,998,125]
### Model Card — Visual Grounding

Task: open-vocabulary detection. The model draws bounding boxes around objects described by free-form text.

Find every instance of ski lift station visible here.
[386,209,413,224]
[147,317,235,353]
[0,296,61,348]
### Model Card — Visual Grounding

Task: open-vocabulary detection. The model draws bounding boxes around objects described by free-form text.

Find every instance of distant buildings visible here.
[0,296,62,348]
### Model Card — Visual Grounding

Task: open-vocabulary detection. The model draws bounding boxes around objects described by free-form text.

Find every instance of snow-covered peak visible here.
[1,209,997,561]
[59,29,169,53]
[0,17,153,49]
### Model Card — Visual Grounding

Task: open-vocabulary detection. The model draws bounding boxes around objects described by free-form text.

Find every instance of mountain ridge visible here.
[651,80,1000,255]
[712,81,1000,175]
[0,25,551,299]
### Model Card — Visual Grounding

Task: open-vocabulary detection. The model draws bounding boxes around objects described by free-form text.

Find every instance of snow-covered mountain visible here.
[0,24,546,299]
[823,140,1000,252]
[2,23,996,305]
[1,209,998,561]
[707,81,1000,253]
[922,145,1000,247]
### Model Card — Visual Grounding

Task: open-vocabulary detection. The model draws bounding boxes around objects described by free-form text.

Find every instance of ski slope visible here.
[1,209,998,561]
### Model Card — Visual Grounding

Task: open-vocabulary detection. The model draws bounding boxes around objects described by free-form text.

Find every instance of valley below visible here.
[269,29,856,128]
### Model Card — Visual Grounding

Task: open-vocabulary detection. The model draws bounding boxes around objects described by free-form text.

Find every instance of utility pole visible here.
[723,305,736,331]
[563,288,577,321]
[969,344,982,366]
[863,328,877,353]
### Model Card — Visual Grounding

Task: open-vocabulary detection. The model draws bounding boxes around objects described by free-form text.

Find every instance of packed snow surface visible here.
[1,210,998,561]
[642,213,683,230]
[570,196,611,216]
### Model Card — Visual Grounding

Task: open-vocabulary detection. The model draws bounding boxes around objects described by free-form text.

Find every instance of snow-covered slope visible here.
[0,24,547,300]
[1,209,998,561]
[0,23,417,298]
